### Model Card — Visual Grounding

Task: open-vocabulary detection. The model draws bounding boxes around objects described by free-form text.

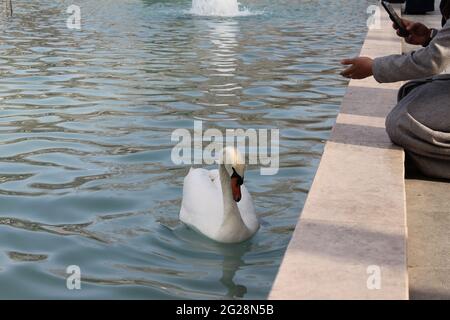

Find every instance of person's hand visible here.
[393,19,431,46]
[340,57,373,79]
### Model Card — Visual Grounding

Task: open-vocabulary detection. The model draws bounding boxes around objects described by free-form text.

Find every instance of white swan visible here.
[179,147,259,243]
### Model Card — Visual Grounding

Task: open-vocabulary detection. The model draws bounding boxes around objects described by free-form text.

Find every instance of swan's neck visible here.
[219,165,248,233]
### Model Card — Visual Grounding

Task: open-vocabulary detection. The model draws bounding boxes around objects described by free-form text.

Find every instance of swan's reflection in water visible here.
[219,241,251,298]
[172,225,251,299]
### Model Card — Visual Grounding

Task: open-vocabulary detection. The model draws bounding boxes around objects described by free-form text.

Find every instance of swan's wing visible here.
[179,168,223,236]
[237,184,259,233]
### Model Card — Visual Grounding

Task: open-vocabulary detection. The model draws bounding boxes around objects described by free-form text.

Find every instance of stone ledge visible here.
[269,4,408,299]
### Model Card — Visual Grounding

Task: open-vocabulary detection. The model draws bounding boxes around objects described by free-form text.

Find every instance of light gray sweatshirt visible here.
[372,20,450,83]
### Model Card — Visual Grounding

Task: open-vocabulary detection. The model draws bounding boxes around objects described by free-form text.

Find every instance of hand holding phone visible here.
[382,1,410,37]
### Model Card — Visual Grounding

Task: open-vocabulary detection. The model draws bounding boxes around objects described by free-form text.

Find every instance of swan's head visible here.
[219,147,245,202]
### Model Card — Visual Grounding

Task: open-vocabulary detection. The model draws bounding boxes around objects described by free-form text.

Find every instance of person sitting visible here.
[340,0,450,179]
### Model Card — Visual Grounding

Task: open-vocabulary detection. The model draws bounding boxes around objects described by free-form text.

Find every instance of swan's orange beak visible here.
[230,176,242,202]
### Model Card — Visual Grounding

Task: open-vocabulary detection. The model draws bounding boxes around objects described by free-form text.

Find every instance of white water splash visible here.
[190,0,253,17]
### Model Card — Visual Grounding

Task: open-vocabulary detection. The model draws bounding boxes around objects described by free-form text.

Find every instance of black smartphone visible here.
[381,1,409,37]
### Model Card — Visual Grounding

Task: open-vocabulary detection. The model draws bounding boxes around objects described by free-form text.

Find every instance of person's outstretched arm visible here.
[340,20,450,82]
[372,20,450,83]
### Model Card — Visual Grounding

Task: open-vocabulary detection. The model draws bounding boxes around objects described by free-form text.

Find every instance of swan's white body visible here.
[179,150,259,243]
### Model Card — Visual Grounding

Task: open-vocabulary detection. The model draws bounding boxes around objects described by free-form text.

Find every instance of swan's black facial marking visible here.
[231,167,244,186]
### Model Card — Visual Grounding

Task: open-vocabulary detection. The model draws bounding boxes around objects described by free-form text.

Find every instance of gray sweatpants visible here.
[385,75,450,179]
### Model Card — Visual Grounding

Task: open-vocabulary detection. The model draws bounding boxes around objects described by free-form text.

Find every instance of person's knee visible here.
[385,105,401,144]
